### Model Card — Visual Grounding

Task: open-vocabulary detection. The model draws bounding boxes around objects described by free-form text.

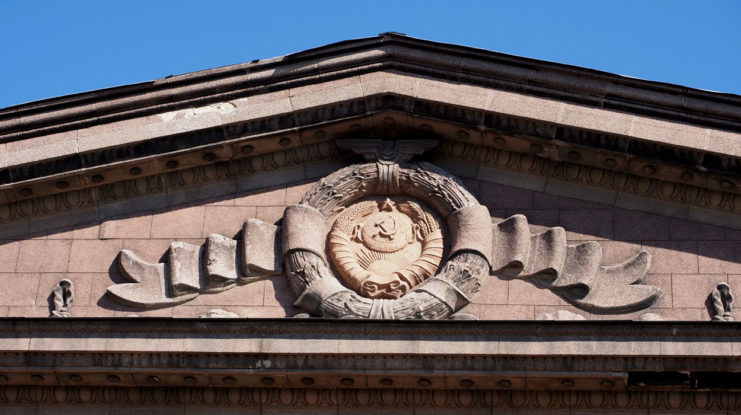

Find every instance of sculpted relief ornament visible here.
[107,140,662,319]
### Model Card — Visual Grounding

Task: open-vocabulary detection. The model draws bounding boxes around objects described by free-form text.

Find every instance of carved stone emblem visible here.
[105,138,664,319]
[328,198,443,299]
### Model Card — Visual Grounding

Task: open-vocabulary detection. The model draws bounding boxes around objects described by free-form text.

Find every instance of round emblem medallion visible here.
[328,198,444,299]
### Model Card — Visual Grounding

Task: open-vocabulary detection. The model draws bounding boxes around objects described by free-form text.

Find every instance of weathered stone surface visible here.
[168,242,201,297]
[107,250,197,308]
[536,310,586,320]
[204,234,239,287]
[709,282,734,321]
[328,198,444,299]
[197,308,238,318]
[490,214,660,313]
[242,219,282,277]
[50,279,74,318]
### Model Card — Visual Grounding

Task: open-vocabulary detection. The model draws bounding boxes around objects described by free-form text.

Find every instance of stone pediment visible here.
[0,34,739,235]
[0,34,741,412]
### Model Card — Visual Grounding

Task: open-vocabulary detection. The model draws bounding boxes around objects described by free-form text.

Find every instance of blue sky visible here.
[1,0,740,109]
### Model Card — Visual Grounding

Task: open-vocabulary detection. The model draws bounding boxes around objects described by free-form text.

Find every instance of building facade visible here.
[0,34,740,413]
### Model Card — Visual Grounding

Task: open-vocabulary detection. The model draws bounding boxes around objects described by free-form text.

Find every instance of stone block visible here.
[264,275,298,307]
[433,158,479,179]
[237,166,305,191]
[558,102,633,136]
[16,239,72,272]
[0,218,30,239]
[234,185,286,206]
[479,181,534,210]
[172,305,249,318]
[630,117,708,150]
[661,337,733,356]
[188,280,265,307]
[533,191,610,210]
[560,209,614,240]
[672,274,725,309]
[7,134,78,166]
[416,77,493,110]
[360,71,417,97]
[122,239,176,263]
[706,129,741,157]
[0,240,20,271]
[305,160,348,180]
[68,239,124,273]
[615,192,689,218]
[488,89,563,123]
[221,90,292,122]
[669,217,726,240]
[111,307,174,318]
[6,306,48,317]
[263,336,340,354]
[698,241,741,273]
[508,278,569,306]
[289,76,364,110]
[478,166,547,192]
[499,336,578,355]
[98,192,170,220]
[534,305,590,320]
[242,305,295,318]
[0,273,41,306]
[615,210,671,241]
[150,206,206,238]
[641,241,698,274]
[474,304,535,320]
[181,332,261,354]
[579,338,661,355]
[639,273,671,307]
[167,178,238,207]
[256,206,286,224]
[544,178,618,206]
[99,214,153,239]
[47,221,100,240]
[202,206,256,238]
[472,275,508,305]
[28,206,100,236]
[286,181,316,204]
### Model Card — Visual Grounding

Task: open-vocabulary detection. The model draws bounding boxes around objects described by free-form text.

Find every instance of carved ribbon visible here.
[107,220,282,309]
[489,214,660,313]
[107,160,662,316]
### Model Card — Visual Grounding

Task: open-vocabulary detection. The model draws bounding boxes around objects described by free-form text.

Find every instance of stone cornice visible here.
[1,34,740,142]
[0,319,739,402]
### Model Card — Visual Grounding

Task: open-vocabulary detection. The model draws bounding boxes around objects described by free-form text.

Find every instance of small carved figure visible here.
[51,279,74,318]
[710,282,733,321]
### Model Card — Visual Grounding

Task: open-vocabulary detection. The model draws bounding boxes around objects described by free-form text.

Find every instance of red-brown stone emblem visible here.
[328,198,443,299]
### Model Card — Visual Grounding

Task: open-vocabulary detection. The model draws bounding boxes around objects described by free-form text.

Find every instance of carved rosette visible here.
[282,161,492,319]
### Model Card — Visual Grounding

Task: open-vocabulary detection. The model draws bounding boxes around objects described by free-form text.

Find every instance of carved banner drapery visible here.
[107,157,662,318]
